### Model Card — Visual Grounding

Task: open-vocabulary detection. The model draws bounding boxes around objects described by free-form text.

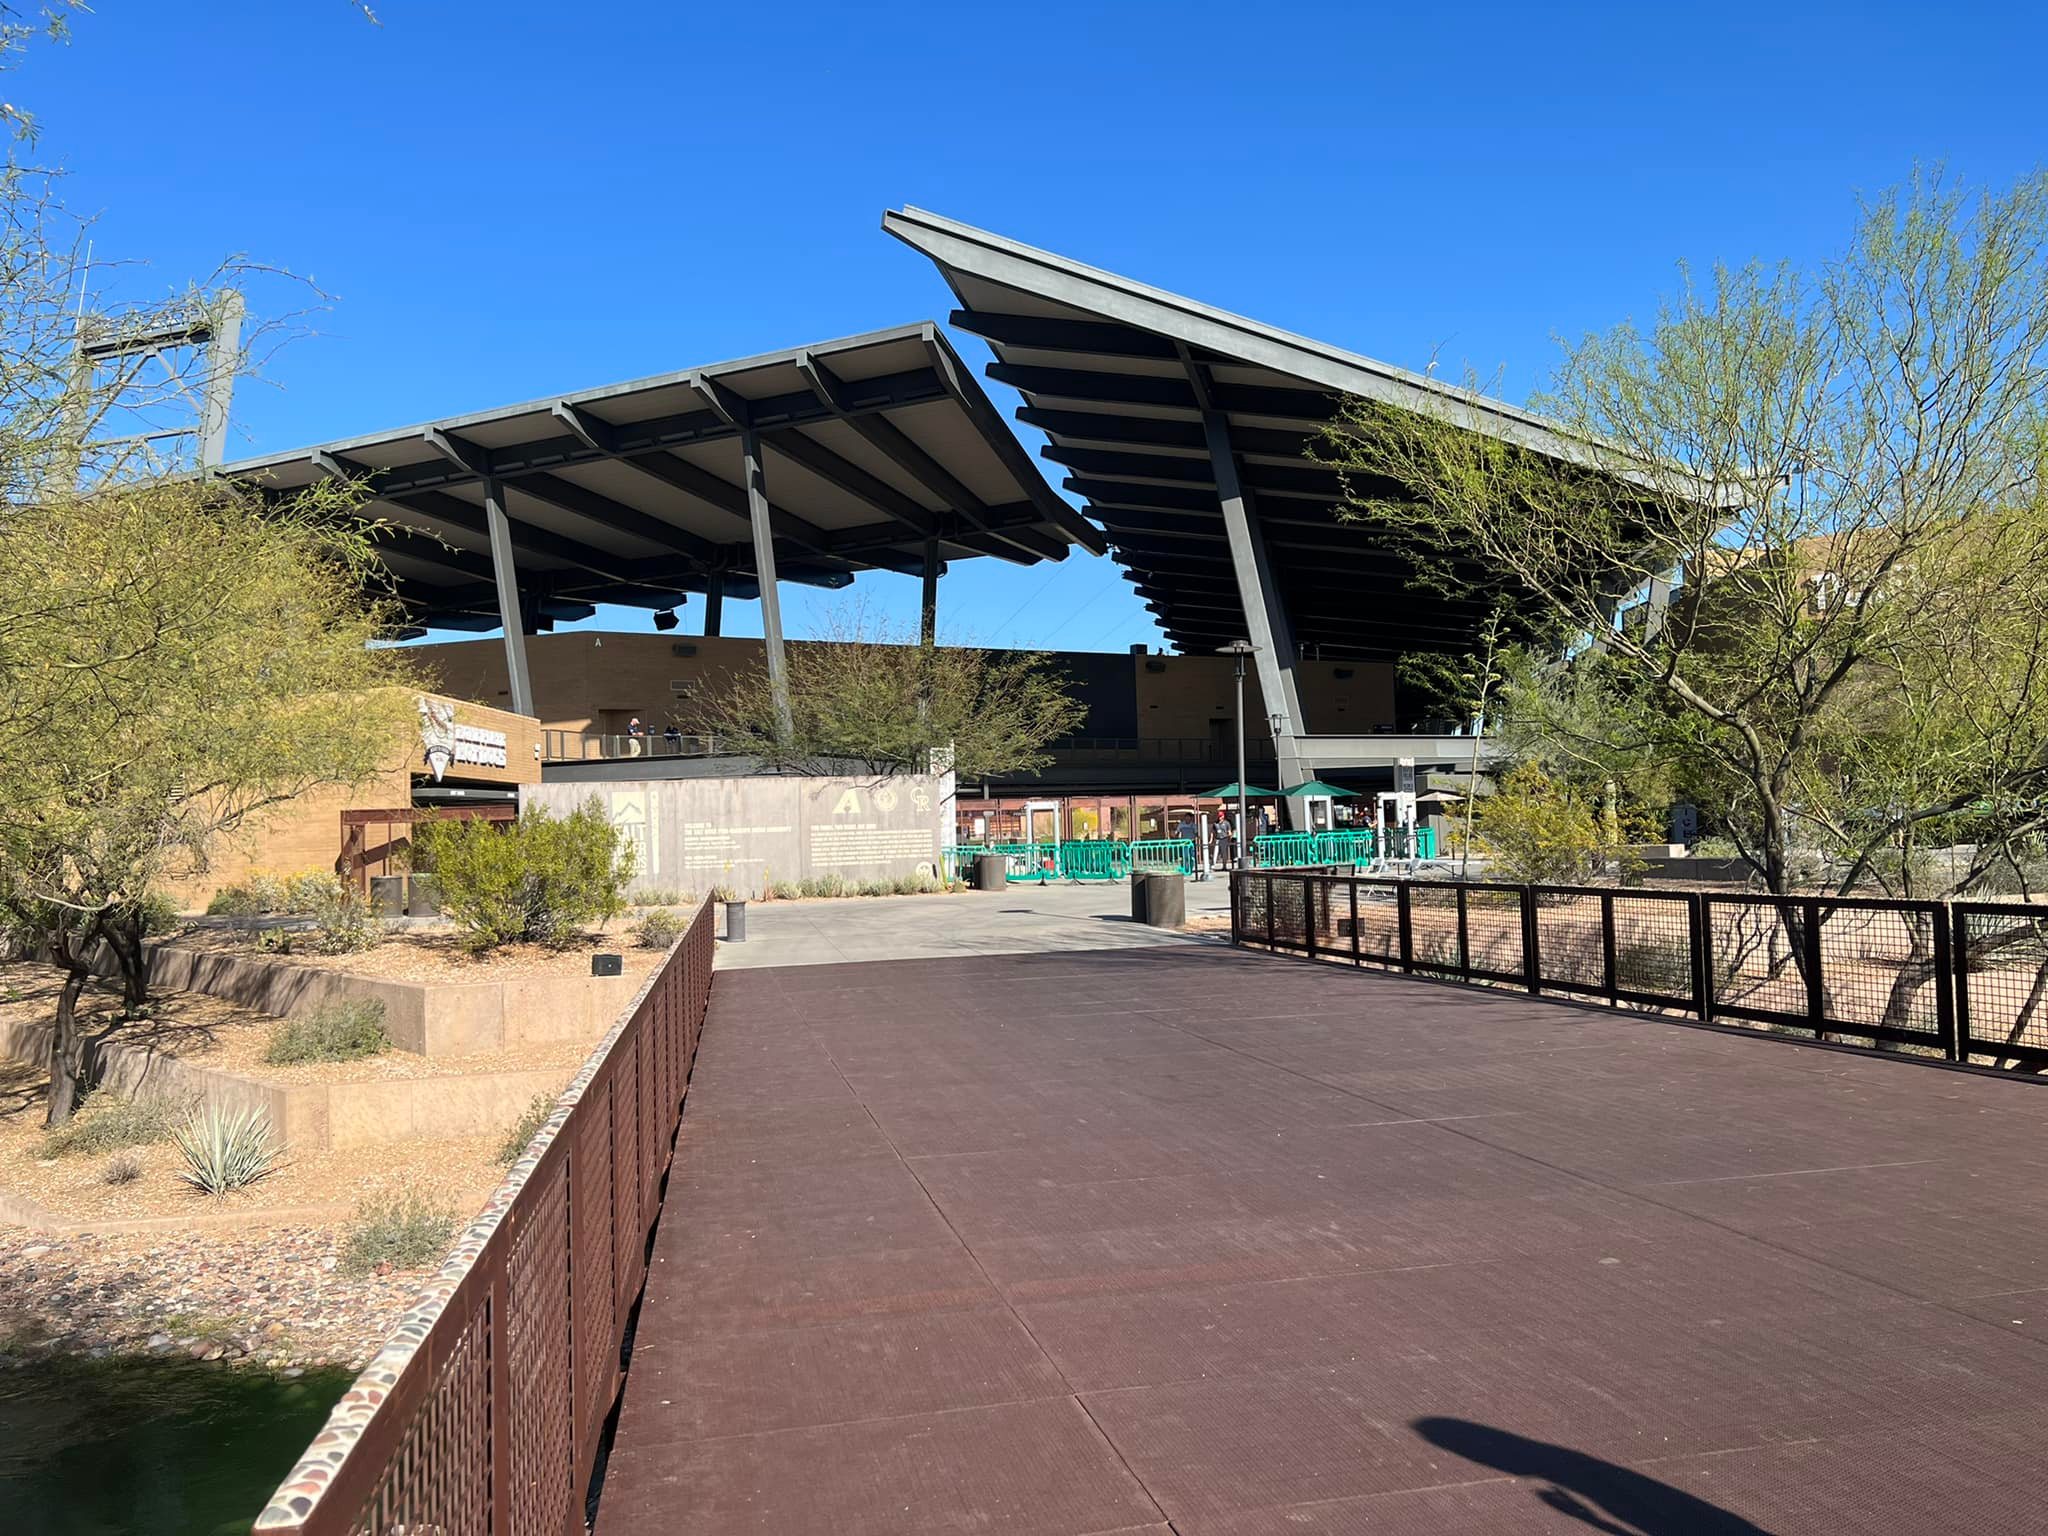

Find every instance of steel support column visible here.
[1199,409,1308,817]
[703,570,723,636]
[483,476,536,718]
[920,536,939,646]
[742,430,793,737]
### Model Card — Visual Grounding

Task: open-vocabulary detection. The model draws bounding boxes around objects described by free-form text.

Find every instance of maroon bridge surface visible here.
[595,945,2048,1535]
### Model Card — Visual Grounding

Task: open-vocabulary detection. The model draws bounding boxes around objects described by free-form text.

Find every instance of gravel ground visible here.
[0,1224,431,1371]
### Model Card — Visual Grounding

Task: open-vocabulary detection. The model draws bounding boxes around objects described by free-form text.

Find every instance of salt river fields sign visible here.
[521,772,953,898]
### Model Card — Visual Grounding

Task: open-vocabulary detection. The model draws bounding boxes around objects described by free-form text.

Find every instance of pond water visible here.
[1,1351,352,1535]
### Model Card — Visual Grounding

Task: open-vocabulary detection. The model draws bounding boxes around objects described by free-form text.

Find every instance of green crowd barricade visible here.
[1253,832,1323,868]
[1129,838,1196,875]
[1057,841,1131,881]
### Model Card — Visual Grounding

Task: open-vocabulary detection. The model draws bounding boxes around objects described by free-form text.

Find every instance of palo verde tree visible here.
[704,601,1087,783]
[1316,170,2048,901]
[0,478,417,1124]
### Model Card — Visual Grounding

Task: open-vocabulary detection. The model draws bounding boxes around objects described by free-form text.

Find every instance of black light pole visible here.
[1218,640,1257,869]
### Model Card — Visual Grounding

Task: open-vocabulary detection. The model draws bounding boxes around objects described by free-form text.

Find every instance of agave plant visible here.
[173,1104,283,1195]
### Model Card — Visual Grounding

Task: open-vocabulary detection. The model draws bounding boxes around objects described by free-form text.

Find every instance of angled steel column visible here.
[1199,409,1309,812]
[703,570,724,636]
[482,476,536,718]
[741,430,793,737]
[920,536,940,646]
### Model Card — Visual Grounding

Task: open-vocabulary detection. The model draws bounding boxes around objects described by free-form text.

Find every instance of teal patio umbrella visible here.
[1280,779,1358,798]
[1200,782,1280,799]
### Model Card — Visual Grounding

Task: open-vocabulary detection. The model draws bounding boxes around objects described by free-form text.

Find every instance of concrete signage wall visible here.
[523,772,953,898]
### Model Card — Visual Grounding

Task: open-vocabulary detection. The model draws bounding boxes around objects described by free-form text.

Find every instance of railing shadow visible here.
[1412,1418,1777,1535]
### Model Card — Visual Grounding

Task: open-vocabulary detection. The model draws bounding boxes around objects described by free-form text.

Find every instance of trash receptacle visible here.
[973,853,1007,892]
[1133,871,1185,928]
[724,899,747,942]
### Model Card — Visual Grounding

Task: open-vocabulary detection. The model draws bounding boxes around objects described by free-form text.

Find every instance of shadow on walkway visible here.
[1413,1418,1778,1535]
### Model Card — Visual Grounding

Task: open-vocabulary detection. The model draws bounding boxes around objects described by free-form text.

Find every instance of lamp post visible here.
[1217,639,1257,869]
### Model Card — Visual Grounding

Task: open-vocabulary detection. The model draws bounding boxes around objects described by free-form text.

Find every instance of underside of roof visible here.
[884,208,1604,659]
[222,322,1102,632]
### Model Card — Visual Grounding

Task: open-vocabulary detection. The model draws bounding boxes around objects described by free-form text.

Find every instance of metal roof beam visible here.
[949,309,1179,360]
[986,362,1339,423]
[760,427,940,537]
[798,347,1056,566]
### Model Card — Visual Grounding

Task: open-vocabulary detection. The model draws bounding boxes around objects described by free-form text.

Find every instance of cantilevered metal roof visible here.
[223,322,1103,632]
[885,207,1603,659]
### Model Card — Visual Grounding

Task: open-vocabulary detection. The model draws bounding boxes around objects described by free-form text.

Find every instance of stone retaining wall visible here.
[144,944,633,1057]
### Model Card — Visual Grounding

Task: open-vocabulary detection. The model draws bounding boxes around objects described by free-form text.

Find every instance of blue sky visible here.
[19,0,2045,653]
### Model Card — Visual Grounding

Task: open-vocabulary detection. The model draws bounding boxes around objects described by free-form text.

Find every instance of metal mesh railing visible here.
[1231,873,1997,1070]
[258,898,718,1536]
[1955,902,2048,1069]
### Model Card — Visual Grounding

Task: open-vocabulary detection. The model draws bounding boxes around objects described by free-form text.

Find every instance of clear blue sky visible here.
[19,1,2045,653]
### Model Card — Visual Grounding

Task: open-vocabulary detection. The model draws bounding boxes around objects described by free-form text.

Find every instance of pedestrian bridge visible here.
[262,896,2048,1535]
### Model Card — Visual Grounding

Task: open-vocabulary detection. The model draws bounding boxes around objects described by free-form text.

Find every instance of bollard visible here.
[724,899,747,942]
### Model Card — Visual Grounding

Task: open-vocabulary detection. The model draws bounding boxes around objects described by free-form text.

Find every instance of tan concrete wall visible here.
[157,689,544,913]
[407,633,1398,741]
[144,945,638,1057]
[526,772,951,899]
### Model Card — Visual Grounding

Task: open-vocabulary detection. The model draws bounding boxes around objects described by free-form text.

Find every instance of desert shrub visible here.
[173,1105,282,1195]
[134,891,181,936]
[307,879,381,954]
[710,883,738,902]
[856,879,888,897]
[416,800,634,952]
[339,1187,458,1275]
[769,881,802,901]
[102,1153,142,1186]
[1471,765,1652,886]
[633,908,687,950]
[287,871,344,911]
[495,1091,557,1166]
[635,886,685,908]
[43,1092,178,1157]
[1615,940,1692,995]
[800,873,850,899]
[262,999,389,1065]
[252,927,296,954]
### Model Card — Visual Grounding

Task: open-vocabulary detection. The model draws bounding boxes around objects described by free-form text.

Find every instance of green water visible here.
[0,1353,352,1536]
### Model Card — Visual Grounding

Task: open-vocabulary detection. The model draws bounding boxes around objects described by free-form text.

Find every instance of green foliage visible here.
[172,1105,282,1196]
[704,599,1087,780]
[768,881,802,901]
[306,879,381,955]
[261,999,389,1065]
[1317,170,2048,899]
[495,1092,557,1167]
[415,799,634,953]
[798,874,850,899]
[634,886,686,908]
[1471,765,1649,886]
[632,908,687,950]
[710,884,738,903]
[339,1187,458,1275]
[42,1092,178,1157]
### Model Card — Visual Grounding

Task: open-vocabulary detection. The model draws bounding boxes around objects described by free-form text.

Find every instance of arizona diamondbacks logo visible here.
[418,696,457,782]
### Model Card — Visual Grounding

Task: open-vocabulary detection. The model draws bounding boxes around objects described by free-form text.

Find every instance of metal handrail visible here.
[256,898,718,1534]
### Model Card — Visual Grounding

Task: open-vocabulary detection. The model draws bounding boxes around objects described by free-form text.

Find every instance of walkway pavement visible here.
[597,942,2048,1535]
[712,879,1233,969]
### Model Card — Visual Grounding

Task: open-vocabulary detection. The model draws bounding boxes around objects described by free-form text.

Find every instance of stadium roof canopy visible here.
[883,207,1616,663]
[222,322,1103,637]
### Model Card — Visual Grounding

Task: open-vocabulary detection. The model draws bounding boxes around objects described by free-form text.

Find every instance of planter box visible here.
[143,945,635,1057]
[1,1014,566,1151]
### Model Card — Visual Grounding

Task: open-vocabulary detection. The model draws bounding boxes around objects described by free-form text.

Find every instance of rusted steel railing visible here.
[256,896,717,1535]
